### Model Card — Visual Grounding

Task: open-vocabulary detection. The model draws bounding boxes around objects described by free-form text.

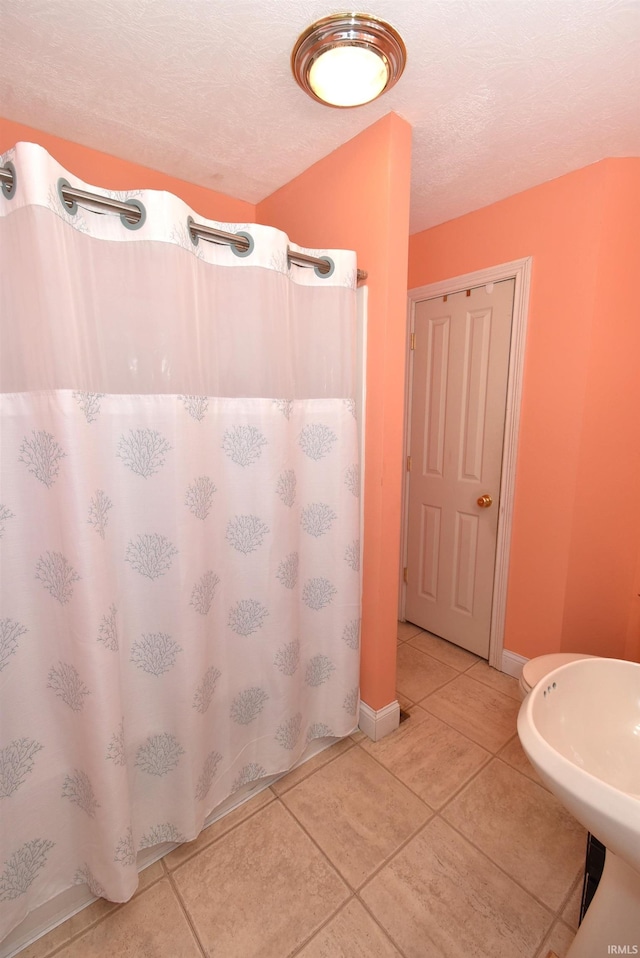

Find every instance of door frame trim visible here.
[401,257,532,669]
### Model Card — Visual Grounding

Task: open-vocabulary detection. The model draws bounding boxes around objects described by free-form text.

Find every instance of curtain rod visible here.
[0,165,367,282]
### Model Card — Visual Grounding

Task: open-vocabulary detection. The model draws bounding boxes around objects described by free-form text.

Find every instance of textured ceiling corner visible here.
[1,0,639,230]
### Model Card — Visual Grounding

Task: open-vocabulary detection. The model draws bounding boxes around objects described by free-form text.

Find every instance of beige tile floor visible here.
[15,622,588,958]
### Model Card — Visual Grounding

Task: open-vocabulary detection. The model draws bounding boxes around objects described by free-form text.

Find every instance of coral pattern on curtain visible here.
[0,143,360,941]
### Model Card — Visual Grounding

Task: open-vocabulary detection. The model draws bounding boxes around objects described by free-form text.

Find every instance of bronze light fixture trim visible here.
[291,12,407,108]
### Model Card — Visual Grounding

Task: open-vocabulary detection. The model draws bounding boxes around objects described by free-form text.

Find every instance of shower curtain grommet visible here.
[120,198,146,230]
[187,214,199,245]
[56,177,77,215]
[314,255,335,278]
[229,230,254,257]
[1,159,16,199]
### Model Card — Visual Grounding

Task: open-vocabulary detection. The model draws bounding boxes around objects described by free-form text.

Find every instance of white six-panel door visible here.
[405,280,515,657]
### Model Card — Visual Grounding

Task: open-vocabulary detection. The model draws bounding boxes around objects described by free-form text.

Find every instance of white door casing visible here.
[405,281,514,656]
[401,258,532,669]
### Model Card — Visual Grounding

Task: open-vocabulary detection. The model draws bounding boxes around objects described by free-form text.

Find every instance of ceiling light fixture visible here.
[291,13,406,108]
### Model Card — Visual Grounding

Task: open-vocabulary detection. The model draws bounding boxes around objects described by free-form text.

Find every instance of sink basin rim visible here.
[517,656,640,872]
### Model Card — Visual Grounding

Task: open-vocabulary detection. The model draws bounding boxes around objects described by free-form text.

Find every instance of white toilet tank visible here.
[519,652,597,699]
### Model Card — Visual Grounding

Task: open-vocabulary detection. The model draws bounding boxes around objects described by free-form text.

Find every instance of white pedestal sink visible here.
[517,657,640,957]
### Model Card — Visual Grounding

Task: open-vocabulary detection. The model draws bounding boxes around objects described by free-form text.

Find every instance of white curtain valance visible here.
[0,142,357,398]
[0,142,357,285]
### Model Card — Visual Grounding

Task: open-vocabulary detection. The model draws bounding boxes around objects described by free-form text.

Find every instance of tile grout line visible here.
[268,800,357,956]
[362,708,583,948]
[435,753,534,816]
[18,912,118,958]
[163,788,279,872]
[274,786,444,946]
[274,796,359,894]
[353,727,492,816]
[496,731,521,755]
[282,776,566,958]
[165,868,209,958]
[414,694,519,753]
[403,629,482,658]
[554,871,585,932]
[286,897,358,958]
[397,665,495,713]
[352,813,436,896]
[403,627,523,688]
[24,870,167,958]
[400,643,521,701]
[161,738,358,872]
[270,738,356,798]
[402,642,482,676]
[436,812,559,958]
[351,892,413,958]
[273,713,535,904]
[354,698,580,950]
[396,626,424,643]
[235,745,439,947]
[439,809,573,930]
[286,895,413,958]
[492,751,551,793]
[437,754,580,921]
[449,667,522,700]
[434,752,586,922]
[396,696,516,758]
[340,801,553,957]
[397,648,469,701]
[417,668,522,711]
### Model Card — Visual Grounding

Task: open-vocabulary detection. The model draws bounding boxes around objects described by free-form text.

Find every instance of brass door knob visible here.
[477,494,493,508]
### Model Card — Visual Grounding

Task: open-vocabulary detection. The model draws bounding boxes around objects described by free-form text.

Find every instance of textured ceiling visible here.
[1,0,639,233]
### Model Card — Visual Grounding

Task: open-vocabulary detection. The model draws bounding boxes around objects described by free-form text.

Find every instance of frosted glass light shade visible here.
[309,46,389,107]
[292,13,406,108]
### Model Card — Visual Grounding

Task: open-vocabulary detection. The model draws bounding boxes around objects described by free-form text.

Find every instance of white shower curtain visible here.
[0,142,361,941]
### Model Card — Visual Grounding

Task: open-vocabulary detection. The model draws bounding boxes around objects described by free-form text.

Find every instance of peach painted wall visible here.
[625,549,640,662]
[258,113,413,710]
[409,158,640,662]
[0,118,255,222]
[562,160,640,660]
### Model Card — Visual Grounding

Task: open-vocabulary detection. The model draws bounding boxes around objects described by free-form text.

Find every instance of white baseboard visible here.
[501,649,527,679]
[358,699,401,742]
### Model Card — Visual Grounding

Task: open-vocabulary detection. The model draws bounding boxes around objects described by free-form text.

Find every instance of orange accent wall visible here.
[0,118,255,222]
[625,549,640,662]
[562,160,640,660]
[409,158,640,662]
[258,113,413,709]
